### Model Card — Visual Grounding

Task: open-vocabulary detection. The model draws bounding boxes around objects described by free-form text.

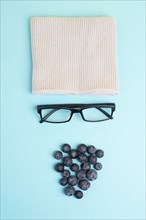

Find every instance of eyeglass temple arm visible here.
[39,109,58,123]
[97,108,114,119]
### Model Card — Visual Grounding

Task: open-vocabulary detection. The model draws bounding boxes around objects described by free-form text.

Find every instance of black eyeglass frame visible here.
[37,103,116,124]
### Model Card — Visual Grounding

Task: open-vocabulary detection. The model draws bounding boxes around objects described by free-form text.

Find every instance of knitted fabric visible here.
[30,16,119,95]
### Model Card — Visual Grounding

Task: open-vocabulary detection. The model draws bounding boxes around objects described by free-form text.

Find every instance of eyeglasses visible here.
[37,103,116,123]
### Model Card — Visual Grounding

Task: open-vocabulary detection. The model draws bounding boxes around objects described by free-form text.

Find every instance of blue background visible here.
[1,1,145,219]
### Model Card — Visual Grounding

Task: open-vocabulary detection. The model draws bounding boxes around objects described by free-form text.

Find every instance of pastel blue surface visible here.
[1,1,145,220]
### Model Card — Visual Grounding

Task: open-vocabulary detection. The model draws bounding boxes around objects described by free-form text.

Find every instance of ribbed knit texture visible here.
[30,16,119,95]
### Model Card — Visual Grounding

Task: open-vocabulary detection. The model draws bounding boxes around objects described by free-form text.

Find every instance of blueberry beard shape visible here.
[54,143,104,199]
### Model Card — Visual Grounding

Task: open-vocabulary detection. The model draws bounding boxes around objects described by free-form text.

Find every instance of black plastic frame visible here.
[37,103,116,123]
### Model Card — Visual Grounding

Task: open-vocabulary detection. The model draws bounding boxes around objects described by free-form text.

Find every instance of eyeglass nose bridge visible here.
[71,109,82,113]
[70,109,84,121]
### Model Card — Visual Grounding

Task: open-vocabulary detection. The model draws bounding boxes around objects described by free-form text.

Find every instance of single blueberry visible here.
[78,154,88,163]
[86,169,97,181]
[77,144,87,154]
[68,176,78,186]
[62,144,71,153]
[78,179,91,190]
[88,155,97,164]
[87,145,96,154]
[95,149,104,158]
[54,151,63,160]
[64,185,75,196]
[69,150,78,159]
[63,156,73,166]
[81,162,91,171]
[62,170,71,178]
[60,177,68,186]
[94,162,102,171]
[74,190,83,199]
[70,163,79,172]
[76,169,86,180]
[55,163,64,172]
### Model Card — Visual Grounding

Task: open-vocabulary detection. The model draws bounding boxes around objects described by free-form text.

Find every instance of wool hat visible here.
[30,16,119,95]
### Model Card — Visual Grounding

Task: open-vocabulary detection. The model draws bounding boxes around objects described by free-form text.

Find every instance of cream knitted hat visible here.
[30,16,119,95]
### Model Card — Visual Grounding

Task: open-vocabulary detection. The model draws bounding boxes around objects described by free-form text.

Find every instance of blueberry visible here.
[69,150,78,159]
[62,170,70,178]
[76,169,86,180]
[94,162,102,170]
[77,144,87,154]
[60,177,68,186]
[74,190,83,199]
[95,149,104,158]
[62,144,71,153]
[86,169,97,181]
[88,155,97,164]
[78,154,88,163]
[54,151,63,160]
[63,156,72,166]
[68,176,78,186]
[81,162,91,171]
[70,163,79,172]
[78,179,90,190]
[87,145,96,154]
[55,163,64,172]
[64,185,75,196]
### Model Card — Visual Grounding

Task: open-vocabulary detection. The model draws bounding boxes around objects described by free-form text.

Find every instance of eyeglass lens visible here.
[41,109,71,122]
[82,107,112,121]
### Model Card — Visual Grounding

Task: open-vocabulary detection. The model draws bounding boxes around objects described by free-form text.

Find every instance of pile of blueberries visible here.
[54,143,104,199]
